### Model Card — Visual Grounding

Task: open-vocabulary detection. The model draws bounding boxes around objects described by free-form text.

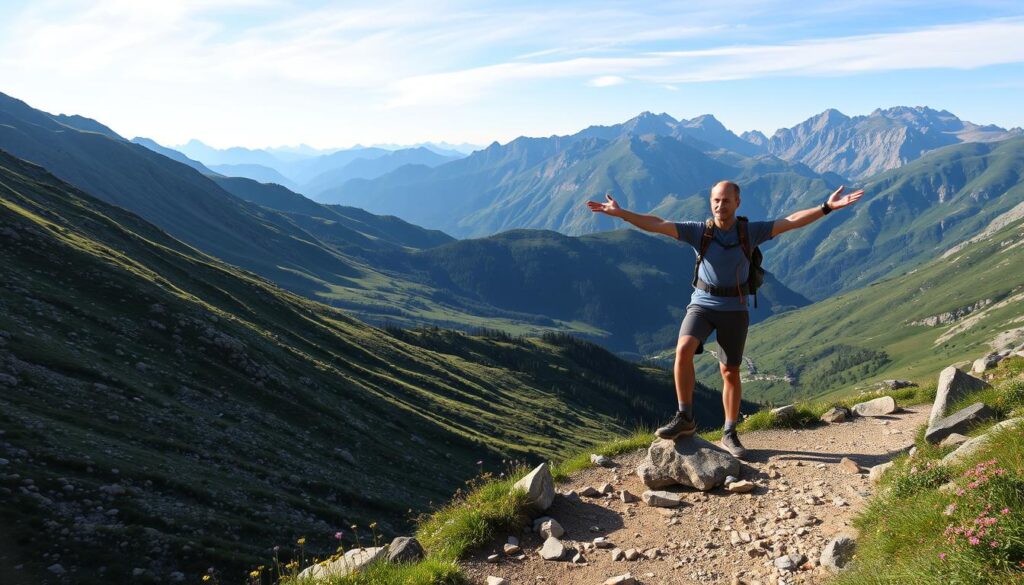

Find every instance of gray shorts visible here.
[678,304,750,366]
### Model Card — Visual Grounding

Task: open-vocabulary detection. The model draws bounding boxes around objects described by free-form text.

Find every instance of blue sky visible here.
[1,0,1023,149]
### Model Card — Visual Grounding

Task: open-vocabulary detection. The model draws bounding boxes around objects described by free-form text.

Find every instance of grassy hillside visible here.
[0,151,734,584]
[690,211,1024,404]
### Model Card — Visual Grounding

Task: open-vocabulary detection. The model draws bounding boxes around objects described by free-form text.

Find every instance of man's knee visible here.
[719,362,741,376]
[676,336,700,359]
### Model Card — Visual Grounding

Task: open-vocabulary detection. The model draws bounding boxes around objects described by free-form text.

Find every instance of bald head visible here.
[712,180,740,200]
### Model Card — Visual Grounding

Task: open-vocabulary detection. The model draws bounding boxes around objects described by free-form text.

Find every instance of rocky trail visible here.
[463,404,930,585]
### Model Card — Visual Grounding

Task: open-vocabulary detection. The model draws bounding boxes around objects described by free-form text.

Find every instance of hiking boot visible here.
[655,411,697,440]
[720,430,747,458]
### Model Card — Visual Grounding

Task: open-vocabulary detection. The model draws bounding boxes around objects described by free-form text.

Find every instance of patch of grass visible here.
[552,427,652,482]
[279,555,466,585]
[833,412,1024,585]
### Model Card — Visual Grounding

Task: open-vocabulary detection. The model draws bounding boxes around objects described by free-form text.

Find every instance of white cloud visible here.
[588,75,626,87]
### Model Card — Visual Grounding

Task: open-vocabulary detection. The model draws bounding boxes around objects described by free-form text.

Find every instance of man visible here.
[587,180,863,457]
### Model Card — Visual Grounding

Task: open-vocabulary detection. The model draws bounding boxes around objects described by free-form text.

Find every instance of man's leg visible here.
[673,335,702,409]
[720,362,742,425]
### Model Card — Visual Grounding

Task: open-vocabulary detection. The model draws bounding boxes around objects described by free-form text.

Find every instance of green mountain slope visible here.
[0,150,736,584]
[697,210,1024,404]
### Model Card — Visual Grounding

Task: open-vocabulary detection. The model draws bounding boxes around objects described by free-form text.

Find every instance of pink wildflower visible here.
[969,536,981,545]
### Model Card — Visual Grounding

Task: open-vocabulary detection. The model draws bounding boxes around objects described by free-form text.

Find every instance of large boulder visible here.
[298,547,387,580]
[636,437,740,491]
[514,462,555,513]
[851,396,896,417]
[925,402,994,444]
[930,367,991,427]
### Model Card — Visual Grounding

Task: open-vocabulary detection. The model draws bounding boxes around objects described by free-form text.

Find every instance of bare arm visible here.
[586,194,678,238]
[771,186,864,237]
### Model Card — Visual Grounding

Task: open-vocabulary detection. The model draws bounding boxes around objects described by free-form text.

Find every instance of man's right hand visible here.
[587,193,623,217]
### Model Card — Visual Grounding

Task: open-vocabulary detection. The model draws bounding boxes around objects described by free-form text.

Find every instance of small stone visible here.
[642,490,684,507]
[598,482,614,494]
[869,461,894,484]
[820,406,850,423]
[47,564,65,575]
[820,534,856,572]
[838,458,862,474]
[611,547,625,561]
[591,454,617,467]
[939,433,970,448]
[604,573,636,585]
[487,554,500,563]
[579,486,601,497]
[620,490,638,503]
[487,577,508,585]
[726,480,755,493]
[535,518,565,539]
[624,548,641,561]
[540,537,566,561]
[593,537,614,549]
[504,543,521,555]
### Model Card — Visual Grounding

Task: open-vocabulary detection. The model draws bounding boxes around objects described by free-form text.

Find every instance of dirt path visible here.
[463,404,929,585]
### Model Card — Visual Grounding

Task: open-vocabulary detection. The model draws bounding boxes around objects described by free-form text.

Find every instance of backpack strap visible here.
[691,218,715,288]
[736,216,752,261]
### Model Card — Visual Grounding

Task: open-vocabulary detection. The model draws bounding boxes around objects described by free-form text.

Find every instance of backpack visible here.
[691,216,765,308]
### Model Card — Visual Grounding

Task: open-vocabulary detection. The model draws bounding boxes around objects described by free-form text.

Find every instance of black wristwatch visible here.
[820,201,832,215]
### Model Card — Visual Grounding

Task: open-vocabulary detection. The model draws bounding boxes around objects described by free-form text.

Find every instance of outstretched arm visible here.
[586,194,678,238]
[771,186,864,238]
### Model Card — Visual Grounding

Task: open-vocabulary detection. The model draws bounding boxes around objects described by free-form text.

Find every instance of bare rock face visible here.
[930,367,990,427]
[514,462,555,513]
[636,437,740,491]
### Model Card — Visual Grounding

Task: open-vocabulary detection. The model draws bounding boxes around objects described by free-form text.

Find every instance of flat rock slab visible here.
[941,417,1023,466]
[637,437,740,491]
[298,547,387,580]
[642,490,684,507]
[930,367,990,427]
[925,402,994,444]
[725,480,755,493]
[852,396,896,417]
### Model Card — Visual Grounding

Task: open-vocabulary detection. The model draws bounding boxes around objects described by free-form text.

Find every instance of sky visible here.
[1,0,1023,150]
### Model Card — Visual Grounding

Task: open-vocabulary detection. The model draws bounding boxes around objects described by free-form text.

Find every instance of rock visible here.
[513,462,555,513]
[851,396,896,417]
[771,404,796,419]
[820,534,856,572]
[572,551,587,564]
[597,482,614,494]
[540,537,565,561]
[820,406,850,423]
[939,433,970,448]
[624,548,641,561]
[579,486,602,497]
[868,461,894,484]
[941,417,1024,466]
[637,437,740,491]
[774,553,806,571]
[47,564,65,575]
[838,457,862,474]
[486,554,499,563]
[972,353,1003,374]
[298,547,387,580]
[593,537,614,549]
[925,402,994,444]
[0,458,8,466]
[726,480,755,493]
[486,577,508,585]
[641,490,684,507]
[534,517,565,539]
[604,573,636,585]
[930,367,990,427]
[386,536,424,564]
[880,379,916,390]
[620,490,638,503]
[591,454,616,467]
[503,543,520,555]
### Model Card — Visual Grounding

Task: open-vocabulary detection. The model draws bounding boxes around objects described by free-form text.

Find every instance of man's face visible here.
[710,185,740,223]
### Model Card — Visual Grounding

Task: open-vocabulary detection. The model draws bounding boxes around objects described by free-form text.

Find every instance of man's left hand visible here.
[827,186,864,210]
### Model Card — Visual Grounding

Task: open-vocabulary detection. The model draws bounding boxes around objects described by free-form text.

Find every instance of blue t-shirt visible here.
[674,220,775,311]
